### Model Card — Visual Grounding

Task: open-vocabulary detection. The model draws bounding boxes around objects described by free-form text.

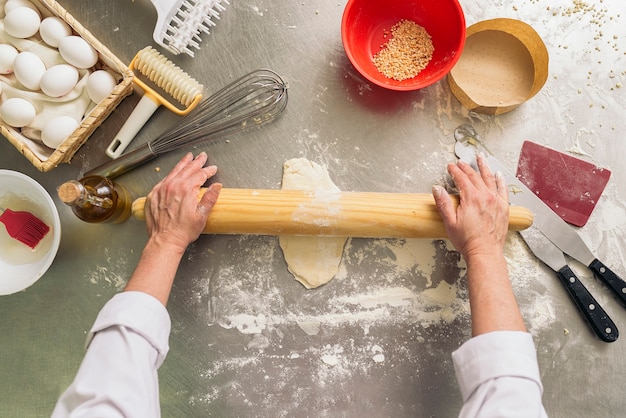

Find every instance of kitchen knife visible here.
[520,226,618,342]
[454,124,626,307]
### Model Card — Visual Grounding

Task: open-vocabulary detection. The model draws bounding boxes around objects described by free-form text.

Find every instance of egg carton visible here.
[0,0,133,172]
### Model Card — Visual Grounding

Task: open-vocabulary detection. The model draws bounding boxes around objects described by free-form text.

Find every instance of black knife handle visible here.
[557,265,619,343]
[589,259,626,307]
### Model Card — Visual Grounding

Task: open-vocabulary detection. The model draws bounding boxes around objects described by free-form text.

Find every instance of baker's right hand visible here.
[144,152,221,253]
[432,155,509,260]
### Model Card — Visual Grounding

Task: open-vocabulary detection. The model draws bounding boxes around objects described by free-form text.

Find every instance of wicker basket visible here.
[0,0,133,172]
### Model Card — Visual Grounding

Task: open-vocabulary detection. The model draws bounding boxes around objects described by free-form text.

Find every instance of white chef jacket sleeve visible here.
[452,331,548,418]
[51,291,171,418]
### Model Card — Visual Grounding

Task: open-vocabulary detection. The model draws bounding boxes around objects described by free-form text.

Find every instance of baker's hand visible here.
[145,152,221,253]
[432,155,509,260]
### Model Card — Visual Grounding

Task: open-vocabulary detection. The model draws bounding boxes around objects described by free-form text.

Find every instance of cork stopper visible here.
[57,181,83,205]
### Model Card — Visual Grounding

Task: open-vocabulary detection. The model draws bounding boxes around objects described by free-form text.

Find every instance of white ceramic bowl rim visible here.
[0,169,61,295]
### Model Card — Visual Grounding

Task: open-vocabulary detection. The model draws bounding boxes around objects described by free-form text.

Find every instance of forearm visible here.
[124,238,186,306]
[465,252,526,336]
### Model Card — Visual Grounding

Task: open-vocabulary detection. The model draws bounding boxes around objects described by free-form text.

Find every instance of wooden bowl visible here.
[447,18,549,115]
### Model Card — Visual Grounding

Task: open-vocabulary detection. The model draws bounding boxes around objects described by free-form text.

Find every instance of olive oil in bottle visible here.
[57,176,132,224]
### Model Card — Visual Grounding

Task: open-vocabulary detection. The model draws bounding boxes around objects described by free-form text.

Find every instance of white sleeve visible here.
[52,291,171,418]
[452,331,548,418]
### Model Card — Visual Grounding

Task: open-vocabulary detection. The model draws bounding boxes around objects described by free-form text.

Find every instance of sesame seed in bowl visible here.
[341,0,466,91]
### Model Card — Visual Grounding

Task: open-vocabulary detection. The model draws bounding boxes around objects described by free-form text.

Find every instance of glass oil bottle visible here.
[57,176,132,224]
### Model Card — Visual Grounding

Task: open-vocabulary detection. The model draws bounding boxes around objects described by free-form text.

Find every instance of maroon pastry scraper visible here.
[516,141,611,227]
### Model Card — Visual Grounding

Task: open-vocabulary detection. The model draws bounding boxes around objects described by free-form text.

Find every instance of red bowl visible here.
[341,0,466,91]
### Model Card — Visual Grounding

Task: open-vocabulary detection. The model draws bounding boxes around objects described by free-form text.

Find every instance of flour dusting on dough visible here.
[279,158,348,289]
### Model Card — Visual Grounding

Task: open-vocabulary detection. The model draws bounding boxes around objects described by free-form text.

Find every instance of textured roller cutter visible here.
[150,0,229,57]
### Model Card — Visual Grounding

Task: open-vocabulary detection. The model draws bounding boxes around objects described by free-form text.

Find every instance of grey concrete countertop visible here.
[1,0,626,416]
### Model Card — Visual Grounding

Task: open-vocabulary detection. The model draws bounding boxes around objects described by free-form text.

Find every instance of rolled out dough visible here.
[279,158,348,289]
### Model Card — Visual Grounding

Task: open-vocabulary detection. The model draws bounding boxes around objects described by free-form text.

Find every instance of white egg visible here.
[39,16,73,47]
[13,51,46,90]
[86,70,117,103]
[4,0,40,15]
[0,44,18,74]
[41,116,79,149]
[0,97,36,127]
[40,64,79,97]
[58,36,98,69]
[4,7,41,38]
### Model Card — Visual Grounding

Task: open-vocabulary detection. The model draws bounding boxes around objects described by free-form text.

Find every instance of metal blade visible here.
[519,226,568,272]
[454,124,626,308]
[520,226,618,342]
[453,124,595,265]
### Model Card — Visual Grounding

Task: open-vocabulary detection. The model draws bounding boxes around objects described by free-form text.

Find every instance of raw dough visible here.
[279,158,348,289]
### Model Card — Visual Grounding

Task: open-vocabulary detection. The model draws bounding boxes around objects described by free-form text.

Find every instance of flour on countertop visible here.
[87,265,126,290]
[567,127,597,157]
[88,247,130,291]
[582,192,626,269]
[216,278,469,333]
[210,233,558,336]
[505,233,559,333]
[249,5,264,16]
[177,131,578,415]
[194,231,558,403]
[192,1,623,416]
[184,233,562,415]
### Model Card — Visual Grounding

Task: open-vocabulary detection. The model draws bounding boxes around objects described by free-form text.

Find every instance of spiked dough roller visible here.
[106,46,203,159]
[131,188,533,238]
[149,0,229,57]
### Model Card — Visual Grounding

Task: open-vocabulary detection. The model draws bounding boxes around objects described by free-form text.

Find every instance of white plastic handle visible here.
[106,95,160,159]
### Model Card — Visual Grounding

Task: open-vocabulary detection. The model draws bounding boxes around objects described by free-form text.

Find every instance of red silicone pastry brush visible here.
[0,207,50,249]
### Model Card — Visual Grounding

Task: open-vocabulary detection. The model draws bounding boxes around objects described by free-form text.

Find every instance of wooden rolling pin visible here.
[131,188,533,238]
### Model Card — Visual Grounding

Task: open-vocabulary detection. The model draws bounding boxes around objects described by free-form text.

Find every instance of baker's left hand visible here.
[145,152,221,253]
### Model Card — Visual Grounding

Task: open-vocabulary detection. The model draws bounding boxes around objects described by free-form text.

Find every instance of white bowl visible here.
[0,170,61,295]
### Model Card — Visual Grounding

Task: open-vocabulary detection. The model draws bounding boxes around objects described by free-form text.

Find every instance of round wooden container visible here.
[447,18,549,115]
